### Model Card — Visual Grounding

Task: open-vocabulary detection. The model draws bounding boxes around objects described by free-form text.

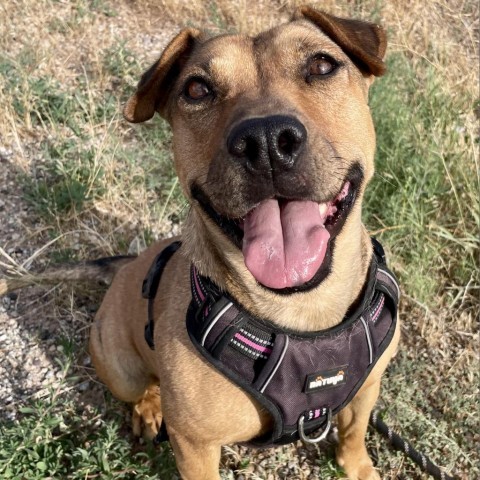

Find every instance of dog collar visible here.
[142,238,399,447]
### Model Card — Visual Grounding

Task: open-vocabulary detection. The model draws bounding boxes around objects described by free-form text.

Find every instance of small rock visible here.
[128,235,147,255]
[78,381,90,392]
[39,330,51,341]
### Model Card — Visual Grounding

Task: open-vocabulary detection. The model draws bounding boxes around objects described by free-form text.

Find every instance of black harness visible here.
[143,238,399,447]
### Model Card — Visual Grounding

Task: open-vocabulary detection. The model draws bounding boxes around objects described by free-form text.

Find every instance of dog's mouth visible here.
[192,166,361,292]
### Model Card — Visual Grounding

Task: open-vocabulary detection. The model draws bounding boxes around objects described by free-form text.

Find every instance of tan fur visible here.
[6,7,400,480]
[0,257,134,296]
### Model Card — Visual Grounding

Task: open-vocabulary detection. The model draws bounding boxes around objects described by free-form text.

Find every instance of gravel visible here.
[0,152,66,421]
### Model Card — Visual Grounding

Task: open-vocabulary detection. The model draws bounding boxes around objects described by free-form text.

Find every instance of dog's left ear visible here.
[294,6,387,77]
[124,27,202,123]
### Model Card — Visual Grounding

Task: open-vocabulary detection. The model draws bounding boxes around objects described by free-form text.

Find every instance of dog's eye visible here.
[308,55,338,77]
[183,78,211,101]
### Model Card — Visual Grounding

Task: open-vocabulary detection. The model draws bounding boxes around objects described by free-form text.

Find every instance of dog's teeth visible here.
[319,203,328,217]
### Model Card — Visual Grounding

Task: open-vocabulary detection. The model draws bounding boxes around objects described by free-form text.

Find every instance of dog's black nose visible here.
[227,115,307,172]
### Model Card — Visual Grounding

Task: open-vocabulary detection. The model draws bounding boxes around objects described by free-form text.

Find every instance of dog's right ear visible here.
[123,28,202,123]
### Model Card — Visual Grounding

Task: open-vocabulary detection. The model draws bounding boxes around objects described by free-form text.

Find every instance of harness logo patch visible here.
[305,367,348,394]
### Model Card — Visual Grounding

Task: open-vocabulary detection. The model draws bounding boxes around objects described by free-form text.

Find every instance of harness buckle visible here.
[298,408,332,444]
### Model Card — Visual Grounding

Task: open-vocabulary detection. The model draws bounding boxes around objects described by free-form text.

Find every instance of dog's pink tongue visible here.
[242,199,330,289]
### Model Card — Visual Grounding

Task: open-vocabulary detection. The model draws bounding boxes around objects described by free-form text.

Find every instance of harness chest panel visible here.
[143,239,399,447]
[185,251,398,446]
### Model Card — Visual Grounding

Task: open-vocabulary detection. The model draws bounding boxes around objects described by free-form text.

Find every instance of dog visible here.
[1,6,400,480]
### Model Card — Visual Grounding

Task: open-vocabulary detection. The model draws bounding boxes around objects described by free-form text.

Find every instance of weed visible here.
[103,42,140,86]
[0,387,177,479]
[374,346,479,477]
[23,137,106,218]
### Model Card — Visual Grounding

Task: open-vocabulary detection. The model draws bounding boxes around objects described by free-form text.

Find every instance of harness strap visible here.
[142,241,182,350]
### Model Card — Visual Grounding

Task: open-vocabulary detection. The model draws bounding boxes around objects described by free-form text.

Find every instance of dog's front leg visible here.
[168,432,221,480]
[336,379,381,480]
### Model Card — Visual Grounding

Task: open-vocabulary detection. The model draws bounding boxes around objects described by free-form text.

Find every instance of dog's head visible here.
[124,7,386,305]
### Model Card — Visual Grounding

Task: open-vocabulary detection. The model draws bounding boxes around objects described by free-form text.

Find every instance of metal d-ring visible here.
[298,409,332,444]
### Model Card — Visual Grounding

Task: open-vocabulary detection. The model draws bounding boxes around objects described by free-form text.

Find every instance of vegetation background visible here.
[0,0,478,479]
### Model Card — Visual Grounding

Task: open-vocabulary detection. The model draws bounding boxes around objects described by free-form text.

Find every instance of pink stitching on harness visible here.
[234,333,273,354]
[371,295,385,323]
[193,269,206,302]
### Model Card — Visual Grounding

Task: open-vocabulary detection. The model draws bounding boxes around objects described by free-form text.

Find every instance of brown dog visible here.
[2,6,400,480]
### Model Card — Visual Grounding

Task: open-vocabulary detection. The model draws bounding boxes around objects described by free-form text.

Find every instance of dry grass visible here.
[0,0,478,479]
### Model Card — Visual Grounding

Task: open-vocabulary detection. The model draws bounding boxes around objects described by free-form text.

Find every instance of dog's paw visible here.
[337,454,381,480]
[339,463,381,480]
[132,385,163,440]
[353,465,381,480]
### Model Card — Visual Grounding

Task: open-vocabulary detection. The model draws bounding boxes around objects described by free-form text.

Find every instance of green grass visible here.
[364,53,479,477]
[366,53,479,308]
[0,313,178,480]
[0,374,177,479]
[1,45,185,252]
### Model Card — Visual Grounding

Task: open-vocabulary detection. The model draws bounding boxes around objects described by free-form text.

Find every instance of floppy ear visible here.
[294,6,387,77]
[123,28,202,123]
